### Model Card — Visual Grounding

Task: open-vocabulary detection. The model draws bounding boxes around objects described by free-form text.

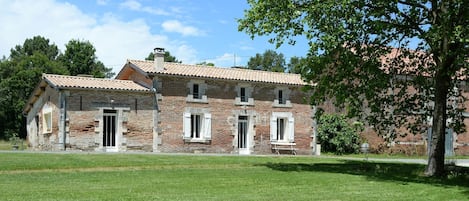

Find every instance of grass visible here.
[0,152,468,201]
[0,139,26,150]
[0,140,11,150]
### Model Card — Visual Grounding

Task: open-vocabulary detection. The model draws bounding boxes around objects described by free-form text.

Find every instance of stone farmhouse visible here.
[23,48,315,154]
[23,47,469,155]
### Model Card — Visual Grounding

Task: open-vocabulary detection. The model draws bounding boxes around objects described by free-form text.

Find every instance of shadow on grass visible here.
[260,160,469,192]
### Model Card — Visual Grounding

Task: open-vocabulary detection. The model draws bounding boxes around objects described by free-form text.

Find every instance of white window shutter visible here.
[270,116,277,141]
[288,116,295,142]
[204,113,212,140]
[183,112,191,139]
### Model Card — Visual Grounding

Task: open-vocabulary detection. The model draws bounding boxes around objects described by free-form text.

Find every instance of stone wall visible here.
[156,76,314,154]
[66,90,153,152]
[26,84,60,150]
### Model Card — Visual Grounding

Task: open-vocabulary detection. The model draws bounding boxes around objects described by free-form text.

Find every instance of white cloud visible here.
[96,0,109,6]
[161,20,205,37]
[171,44,198,64]
[120,0,169,16]
[0,0,197,75]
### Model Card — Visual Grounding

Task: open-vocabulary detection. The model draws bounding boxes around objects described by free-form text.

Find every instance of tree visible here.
[145,51,181,63]
[317,114,363,155]
[239,1,469,177]
[10,36,60,61]
[287,56,305,74]
[196,61,215,66]
[247,49,286,72]
[0,36,68,139]
[60,39,114,78]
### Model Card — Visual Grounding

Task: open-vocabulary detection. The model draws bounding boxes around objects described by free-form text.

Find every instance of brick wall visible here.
[156,76,314,154]
[66,90,154,152]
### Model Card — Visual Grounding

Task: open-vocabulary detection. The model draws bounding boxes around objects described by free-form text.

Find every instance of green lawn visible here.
[0,140,26,151]
[0,153,467,201]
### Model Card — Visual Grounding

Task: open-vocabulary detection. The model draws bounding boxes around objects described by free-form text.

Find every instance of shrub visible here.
[317,114,362,155]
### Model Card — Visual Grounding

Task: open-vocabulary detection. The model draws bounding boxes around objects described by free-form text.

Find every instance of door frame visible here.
[238,115,250,155]
[102,109,118,152]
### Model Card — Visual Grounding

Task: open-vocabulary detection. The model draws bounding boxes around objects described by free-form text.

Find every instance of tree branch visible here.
[397,0,429,12]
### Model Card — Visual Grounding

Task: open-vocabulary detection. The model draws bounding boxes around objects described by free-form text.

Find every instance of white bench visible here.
[271,142,297,155]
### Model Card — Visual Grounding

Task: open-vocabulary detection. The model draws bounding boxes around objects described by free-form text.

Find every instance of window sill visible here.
[272,104,292,108]
[42,131,52,135]
[184,138,211,144]
[186,95,208,104]
[234,97,254,106]
[272,100,292,108]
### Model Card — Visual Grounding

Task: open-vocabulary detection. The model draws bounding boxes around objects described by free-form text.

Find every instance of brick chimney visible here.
[154,47,165,71]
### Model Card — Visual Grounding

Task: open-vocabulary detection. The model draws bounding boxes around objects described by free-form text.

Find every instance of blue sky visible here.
[0,0,310,74]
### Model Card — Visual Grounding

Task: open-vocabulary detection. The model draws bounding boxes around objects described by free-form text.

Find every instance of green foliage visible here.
[0,36,112,140]
[317,114,362,155]
[239,0,469,176]
[196,61,215,66]
[247,49,286,72]
[10,36,59,61]
[145,51,181,63]
[60,39,114,78]
[287,56,306,74]
[0,36,68,139]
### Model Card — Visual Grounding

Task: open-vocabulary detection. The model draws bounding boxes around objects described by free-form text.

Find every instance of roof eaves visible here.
[58,86,151,93]
[129,61,153,75]
[22,78,50,115]
[154,72,307,86]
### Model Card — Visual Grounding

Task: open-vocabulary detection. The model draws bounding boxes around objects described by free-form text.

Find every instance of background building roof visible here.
[126,60,308,86]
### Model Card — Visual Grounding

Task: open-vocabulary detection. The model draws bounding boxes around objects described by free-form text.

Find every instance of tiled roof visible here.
[44,74,149,92]
[127,60,308,86]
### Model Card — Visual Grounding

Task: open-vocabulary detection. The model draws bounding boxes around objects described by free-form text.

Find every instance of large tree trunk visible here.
[425,71,450,177]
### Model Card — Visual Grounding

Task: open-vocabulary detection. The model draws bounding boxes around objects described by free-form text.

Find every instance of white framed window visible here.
[42,103,53,133]
[273,87,292,108]
[270,112,294,142]
[186,80,208,103]
[183,111,211,142]
[235,84,254,105]
[190,114,202,138]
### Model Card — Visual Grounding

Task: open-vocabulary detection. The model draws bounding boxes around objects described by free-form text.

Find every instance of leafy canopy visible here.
[0,36,114,140]
[317,114,363,155]
[247,49,286,72]
[239,0,469,176]
[60,39,114,78]
[0,36,68,139]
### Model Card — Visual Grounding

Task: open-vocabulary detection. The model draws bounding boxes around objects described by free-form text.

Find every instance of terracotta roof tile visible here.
[128,60,308,85]
[43,74,149,92]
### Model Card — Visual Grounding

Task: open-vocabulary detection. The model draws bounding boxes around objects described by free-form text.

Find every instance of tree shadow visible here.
[260,160,469,193]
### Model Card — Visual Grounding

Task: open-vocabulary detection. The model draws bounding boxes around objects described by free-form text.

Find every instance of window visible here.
[270,112,294,142]
[186,80,208,103]
[183,111,211,142]
[193,84,200,99]
[235,84,254,105]
[191,114,202,138]
[277,118,286,140]
[42,104,52,133]
[278,90,285,104]
[273,87,292,107]
[240,87,247,102]
[43,112,52,133]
